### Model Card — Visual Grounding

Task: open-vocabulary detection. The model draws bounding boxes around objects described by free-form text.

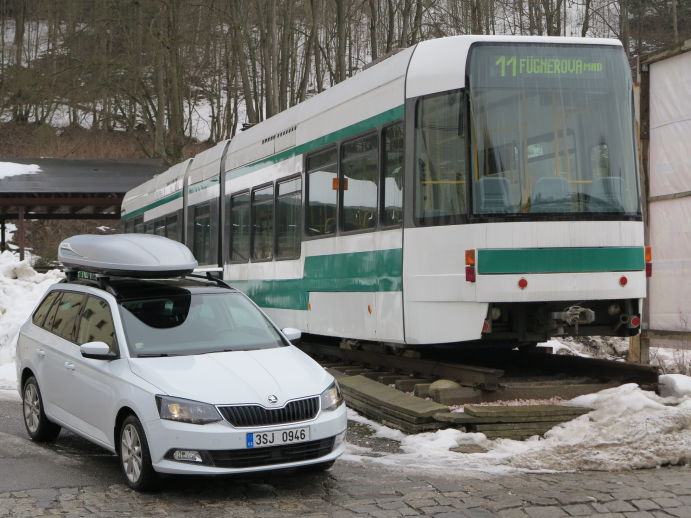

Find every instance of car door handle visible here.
[36,348,46,358]
[64,362,75,371]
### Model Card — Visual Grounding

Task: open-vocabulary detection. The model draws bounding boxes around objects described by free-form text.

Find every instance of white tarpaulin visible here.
[649,197,691,333]
[649,51,691,197]
[648,50,691,343]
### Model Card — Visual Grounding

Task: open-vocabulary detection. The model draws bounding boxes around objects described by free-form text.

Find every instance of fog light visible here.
[173,450,203,463]
[334,430,346,447]
[630,316,641,328]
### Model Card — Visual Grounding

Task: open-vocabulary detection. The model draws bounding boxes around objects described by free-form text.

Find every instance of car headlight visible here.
[155,395,222,425]
[320,381,343,411]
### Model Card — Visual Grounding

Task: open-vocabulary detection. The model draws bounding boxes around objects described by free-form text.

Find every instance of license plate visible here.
[246,427,310,448]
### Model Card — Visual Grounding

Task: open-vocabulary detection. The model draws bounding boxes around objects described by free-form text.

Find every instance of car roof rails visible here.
[63,269,120,298]
[183,268,234,290]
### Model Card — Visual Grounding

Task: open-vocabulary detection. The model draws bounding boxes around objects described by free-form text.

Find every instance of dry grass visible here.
[0,123,211,160]
[649,347,691,376]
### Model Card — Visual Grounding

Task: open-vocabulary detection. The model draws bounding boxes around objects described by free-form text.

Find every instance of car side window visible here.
[77,296,118,353]
[43,291,63,330]
[50,292,86,343]
[32,291,60,327]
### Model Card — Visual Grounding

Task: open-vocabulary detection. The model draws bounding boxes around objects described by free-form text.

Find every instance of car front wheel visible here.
[119,415,159,491]
[22,376,60,442]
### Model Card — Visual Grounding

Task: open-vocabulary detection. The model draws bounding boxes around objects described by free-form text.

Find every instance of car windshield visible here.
[119,291,286,357]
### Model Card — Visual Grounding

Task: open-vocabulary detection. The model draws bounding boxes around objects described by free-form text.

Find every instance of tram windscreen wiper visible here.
[529,198,571,213]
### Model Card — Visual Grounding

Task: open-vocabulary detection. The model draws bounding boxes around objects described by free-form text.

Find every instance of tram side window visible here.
[306,147,338,236]
[276,177,302,259]
[165,214,179,241]
[144,221,154,234]
[341,133,378,231]
[193,204,211,264]
[133,217,144,233]
[154,218,166,236]
[251,185,274,261]
[382,122,404,226]
[230,192,250,262]
[414,90,466,225]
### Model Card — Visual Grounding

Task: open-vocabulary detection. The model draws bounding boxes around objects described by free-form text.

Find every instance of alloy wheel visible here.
[23,383,40,433]
[121,423,143,484]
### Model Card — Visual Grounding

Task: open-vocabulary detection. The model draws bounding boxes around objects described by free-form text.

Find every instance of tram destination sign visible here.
[469,44,622,88]
[494,55,604,78]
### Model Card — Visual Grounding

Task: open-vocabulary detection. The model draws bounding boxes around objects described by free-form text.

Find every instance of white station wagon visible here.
[16,234,347,490]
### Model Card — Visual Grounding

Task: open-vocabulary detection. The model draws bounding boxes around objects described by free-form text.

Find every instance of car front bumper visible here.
[143,403,347,475]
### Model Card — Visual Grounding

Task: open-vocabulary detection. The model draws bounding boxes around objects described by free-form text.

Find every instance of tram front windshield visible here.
[468,44,639,217]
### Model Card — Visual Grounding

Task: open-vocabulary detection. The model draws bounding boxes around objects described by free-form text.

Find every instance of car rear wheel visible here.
[119,415,159,491]
[22,376,60,442]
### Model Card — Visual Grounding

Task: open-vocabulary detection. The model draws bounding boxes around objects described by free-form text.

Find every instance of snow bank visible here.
[659,374,691,398]
[346,381,691,474]
[0,252,63,399]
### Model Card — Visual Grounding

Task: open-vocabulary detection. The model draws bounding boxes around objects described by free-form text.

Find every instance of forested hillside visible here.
[1,0,689,162]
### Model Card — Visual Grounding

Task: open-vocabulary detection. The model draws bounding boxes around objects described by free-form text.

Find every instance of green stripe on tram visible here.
[121,105,404,221]
[122,192,182,221]
[477,247,645,274]
[230,248,403,310]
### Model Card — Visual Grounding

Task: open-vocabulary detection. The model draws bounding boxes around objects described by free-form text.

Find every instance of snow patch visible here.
[346,381,691,474]
[347,407,406,441]
[0,162,41,179]
[538,338,588,356]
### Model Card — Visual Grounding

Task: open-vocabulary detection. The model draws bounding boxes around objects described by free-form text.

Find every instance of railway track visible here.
[296,337,659,438]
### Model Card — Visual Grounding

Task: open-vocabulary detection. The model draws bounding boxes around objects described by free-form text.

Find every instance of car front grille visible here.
[207,437,335,468]
[218,397,319,427]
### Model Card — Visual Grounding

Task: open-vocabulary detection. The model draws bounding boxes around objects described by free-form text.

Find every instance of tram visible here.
[122,35,648,347]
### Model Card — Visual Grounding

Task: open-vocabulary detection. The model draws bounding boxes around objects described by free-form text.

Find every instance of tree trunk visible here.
[368,0,378,61]
[297,0,317,102]
[12,0,26,123]
[335,0,347,83]
[385,0,395,53]
[581,0,591,37]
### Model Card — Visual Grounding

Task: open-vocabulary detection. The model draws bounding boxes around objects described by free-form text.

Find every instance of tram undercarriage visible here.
[481,299,641,343]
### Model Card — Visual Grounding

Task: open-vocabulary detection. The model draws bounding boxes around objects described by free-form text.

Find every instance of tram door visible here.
[402,91,486,345]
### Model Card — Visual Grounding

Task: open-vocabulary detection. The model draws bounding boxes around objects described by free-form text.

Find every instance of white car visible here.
[16,235,347,491]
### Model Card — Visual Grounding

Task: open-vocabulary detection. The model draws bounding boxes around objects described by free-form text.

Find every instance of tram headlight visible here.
[320,381,343,411]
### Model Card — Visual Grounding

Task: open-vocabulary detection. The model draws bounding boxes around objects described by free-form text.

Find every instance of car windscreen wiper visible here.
[135,353,181,357]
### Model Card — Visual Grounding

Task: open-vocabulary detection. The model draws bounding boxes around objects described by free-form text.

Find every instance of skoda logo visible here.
[267,395,279,405]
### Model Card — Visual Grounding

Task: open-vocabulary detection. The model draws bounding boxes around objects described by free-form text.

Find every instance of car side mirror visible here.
[281,328,302,342]
[80,341,117,360]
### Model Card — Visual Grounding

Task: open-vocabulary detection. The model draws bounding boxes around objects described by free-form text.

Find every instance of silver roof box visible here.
[58,234,198,278]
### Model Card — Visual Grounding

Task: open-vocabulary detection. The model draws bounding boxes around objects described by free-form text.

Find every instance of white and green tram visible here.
[122,35,648,347]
